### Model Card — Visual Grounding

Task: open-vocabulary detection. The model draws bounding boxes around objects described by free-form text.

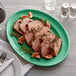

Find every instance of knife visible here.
[0,58,14,72]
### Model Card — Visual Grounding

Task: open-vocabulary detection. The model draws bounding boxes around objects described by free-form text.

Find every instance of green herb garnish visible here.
[52,35,59,43]
[49,45,54,50]
[11,31,21,39]
[43,33,47,36]
[20,45,33,55]
[39,18,46,26]
[11,31,33,55]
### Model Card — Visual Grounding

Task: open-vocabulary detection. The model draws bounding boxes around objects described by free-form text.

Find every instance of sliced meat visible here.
[19,18,33,33]
[13,13,62,59]
[41,32,55,42]
[41,42,50,57]
[28,20,43,31]
[24,32,33,46]
[53,38,62,56]
[32,39,41,52]
[13,19,23,34]
[49,38,62,56]
[34,27,51,39]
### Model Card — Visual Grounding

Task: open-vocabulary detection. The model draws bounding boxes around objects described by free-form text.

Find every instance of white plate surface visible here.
[0,49,22,76]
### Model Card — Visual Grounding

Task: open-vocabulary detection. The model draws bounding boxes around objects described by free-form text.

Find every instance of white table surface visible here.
[0,0,76,76]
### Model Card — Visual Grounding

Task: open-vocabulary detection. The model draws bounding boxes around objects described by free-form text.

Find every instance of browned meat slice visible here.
[41,42,50,57]
[32,39,41,52]
[28,20,43,31]
[19,18,33,33]
[41,32,55,42]
[34,27,51,39]
[24,32,33,46]
[49,38,62,56]
[13,19,23,34]
[53,38,62,56]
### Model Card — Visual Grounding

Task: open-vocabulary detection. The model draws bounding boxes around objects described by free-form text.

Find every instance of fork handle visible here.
[0,58,14,72]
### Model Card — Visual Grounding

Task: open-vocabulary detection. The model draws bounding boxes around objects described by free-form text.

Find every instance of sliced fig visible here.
[18,36,24,44]
[21,15,27,19]
[27,12,33,18]
[45,54,53,59]
[46,20,50,28]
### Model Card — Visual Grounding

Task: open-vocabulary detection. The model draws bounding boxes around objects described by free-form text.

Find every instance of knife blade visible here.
[0,58,14,72]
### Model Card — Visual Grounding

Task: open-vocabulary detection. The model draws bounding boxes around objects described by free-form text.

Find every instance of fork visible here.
[0,52,7,66]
